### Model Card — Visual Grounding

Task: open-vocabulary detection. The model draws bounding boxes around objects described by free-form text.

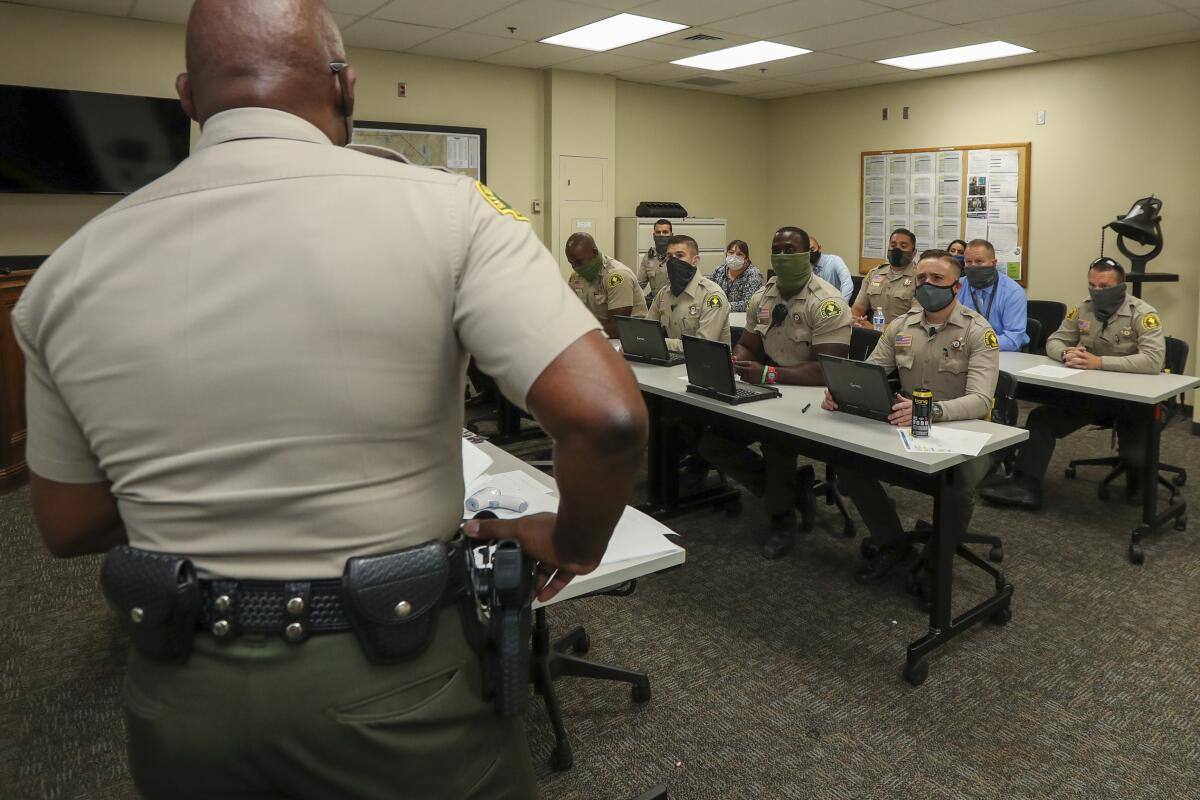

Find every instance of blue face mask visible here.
[953,255,965,268]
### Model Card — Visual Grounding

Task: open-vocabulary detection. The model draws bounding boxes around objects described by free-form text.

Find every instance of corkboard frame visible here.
[858,142,1032,287]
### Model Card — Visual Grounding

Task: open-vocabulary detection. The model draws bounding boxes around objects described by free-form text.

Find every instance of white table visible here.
[730,311,747,330]
[625,360,1027,685]
[999,352,1200,562]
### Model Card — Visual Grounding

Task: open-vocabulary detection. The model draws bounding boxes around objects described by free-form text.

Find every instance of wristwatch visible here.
[932,402,945,422]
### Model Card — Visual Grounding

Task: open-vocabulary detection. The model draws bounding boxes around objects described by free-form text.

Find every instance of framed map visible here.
[351,120,486,183]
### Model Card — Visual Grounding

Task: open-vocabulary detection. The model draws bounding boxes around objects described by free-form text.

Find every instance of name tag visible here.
[895,334,912,348]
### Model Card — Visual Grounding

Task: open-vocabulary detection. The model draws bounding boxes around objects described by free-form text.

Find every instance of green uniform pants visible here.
[1015,405,1146,483]
[123,606,538,800]
[698,431,799,517]
[839,455,992,548]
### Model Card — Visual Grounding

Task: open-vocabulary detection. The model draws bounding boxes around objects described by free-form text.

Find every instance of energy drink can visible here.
[912,388,933,437]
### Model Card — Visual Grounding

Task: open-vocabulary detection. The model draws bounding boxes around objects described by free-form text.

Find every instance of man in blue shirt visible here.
[810,236,854,302]
[958,238,1028,351]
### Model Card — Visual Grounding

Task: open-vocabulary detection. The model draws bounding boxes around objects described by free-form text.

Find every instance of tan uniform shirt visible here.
[568,255,647,322]
[869,303,1000,421]
[853,261,919,325]
[1046,295,1165,374]
[743,275,852,366]
[638,248,668,296]
[645,272,730,352]
[11,107,599,580]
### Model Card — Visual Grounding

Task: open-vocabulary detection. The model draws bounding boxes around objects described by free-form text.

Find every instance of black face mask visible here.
[966,266,998,290]
[653,235,670,257]
[1089,283,1127,323]
[915,282,957,312]
[888,248,912,269]
[667,256,697,296]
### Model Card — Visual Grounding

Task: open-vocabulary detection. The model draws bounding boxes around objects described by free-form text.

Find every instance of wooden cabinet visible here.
[1,270,34,493]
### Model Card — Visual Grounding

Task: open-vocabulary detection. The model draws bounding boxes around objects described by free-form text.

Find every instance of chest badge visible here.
[689,305,699,317]
[1121,327,1133,338]
[903,278,913,287]
[951,338,964,350]
[1079,321,1091,333]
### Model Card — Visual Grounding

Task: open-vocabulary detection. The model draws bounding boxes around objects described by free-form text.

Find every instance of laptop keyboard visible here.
[734,387,764,399]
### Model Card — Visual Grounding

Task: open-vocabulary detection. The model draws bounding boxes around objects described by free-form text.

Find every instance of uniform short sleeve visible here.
[454,180,600,409]
[810,296,852,347]
[605,269,636,311]
[744,288,767,336]
[10,307,105,483]
[1044,306,1081,362]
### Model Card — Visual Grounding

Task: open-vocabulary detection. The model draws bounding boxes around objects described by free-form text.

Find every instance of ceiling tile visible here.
[460,0,615,42]
[1013,10,1200,51]
[16,0,134,14]
[572,0,650,8]
[341,18,445,51]
[556,51,655,73]
[788,61,910,84]
[963,0,1176,39]
[1161,0,1200,7]
[727,51,861,78]
[629,0,790,27]
[608,40,700,62]
[331,13,360,29]
[828,26,989,60]
[1049,27,1200,57]
[906,0,1080,25]
[754,84,828,98]
[610,61,704,82]
[780,11,947,51]
[407,30,526,60]
[373,0,514,29]
[130,0,191,24]
[325,0,391,14]
[478,41,588,68]
[707,77,805,96]
[706,0,887,37]
[859,0,931,7]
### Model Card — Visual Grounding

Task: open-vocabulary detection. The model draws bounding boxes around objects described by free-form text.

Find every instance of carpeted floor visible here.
[3,406,1199,799]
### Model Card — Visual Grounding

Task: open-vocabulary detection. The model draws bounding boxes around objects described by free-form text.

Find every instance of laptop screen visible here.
[682,335,736,395]
[615,316,670,360]
[819,355,893,414]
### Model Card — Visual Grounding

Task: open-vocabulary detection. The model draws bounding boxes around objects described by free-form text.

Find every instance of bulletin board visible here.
[352,120,487,183]
[858,142,1031,286]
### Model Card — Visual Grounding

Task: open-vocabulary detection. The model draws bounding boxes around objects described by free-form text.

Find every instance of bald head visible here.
[565,233,599,268]
[177,0,357,145]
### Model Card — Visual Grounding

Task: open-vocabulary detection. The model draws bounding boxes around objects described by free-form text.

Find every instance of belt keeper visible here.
[210,580,240,640]
[282,582,313,644]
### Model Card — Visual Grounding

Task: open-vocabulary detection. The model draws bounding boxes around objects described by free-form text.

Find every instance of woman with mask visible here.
[947,239,968,267]
[709,239,764,313]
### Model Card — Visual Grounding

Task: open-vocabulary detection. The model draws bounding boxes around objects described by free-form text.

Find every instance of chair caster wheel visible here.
[1173,475,1187,487]
[632,681,652,704]
[573,632,591,655]
[991,606,1012,625]
[860,539,879,560]
[1097,484,1110,501]
[842,521,857,539]
[1128,543,1145,565]
[903,659,929,686]
[988,545,1004,563]
[550,744,574,772]
[1064,466,1076,479]
[1174,514,1187,532]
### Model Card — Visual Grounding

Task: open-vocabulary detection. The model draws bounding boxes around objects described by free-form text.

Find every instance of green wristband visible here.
[761,365,769,384]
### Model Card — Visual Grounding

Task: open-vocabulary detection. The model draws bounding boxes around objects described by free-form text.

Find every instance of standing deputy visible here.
[11,1,649,798]
[638,218,674,299]
[980,257,1165,509]
[699,226,852,559]
[566,231,646,339]
[852,227,919,329]
[644,234,730,351]
[826,251,999,583]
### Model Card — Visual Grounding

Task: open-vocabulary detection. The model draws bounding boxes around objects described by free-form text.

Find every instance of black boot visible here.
[978,473,1042,510]
[762,512,797,560]
[855,541,913,584]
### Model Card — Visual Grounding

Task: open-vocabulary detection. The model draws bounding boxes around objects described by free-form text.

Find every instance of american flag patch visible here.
[895,334,913,347]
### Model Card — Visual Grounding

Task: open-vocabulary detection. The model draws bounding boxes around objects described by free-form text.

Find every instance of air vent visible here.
[683,33,723,42]
[677,77,735,87]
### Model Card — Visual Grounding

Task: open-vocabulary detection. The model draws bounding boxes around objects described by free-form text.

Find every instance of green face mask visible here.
[771,251,812,297]
[575,253,603,282]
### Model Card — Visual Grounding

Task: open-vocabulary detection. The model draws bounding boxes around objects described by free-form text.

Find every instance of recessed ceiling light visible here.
[877,41,1035,70]
[540,13,688,52]
[671,41,811,71]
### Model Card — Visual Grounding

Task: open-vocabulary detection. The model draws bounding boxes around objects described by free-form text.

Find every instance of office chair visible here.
[1065,336,1189,509]
[850,274,864,300]
[1022,318,1042,355]
[1026,300,1067,355]
[465,359,545,444]
[849,326,883,361]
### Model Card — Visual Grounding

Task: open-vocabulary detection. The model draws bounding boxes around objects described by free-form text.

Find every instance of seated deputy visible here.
[699,226,851,560]
[824,251,1000,583]
[852,228,919,329]
[958,238,1028,352]
[566,231,646,339]
[980,257,1165,510]
[644,234,730,351]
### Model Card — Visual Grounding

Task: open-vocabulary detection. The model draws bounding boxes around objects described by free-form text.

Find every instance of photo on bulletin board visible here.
[352,120,487,184]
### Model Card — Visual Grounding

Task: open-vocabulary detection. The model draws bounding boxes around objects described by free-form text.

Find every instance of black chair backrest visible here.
[849,326,882,361]
[1026,300,1066,354]
[850,275,863,301]
[1162,337,1190,416]
[1022,318,1042,354]
[991,370,1019,426]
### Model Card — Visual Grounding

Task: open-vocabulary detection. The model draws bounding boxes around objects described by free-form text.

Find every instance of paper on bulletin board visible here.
[887,175,908,196]
[447,136,470,169]
[888,198,909,217]
[887,217,909,237]
[865,176,885,197]
[967,150,991,175]
[864,198,884,218]
[864,218,885,239]
[989,223,1020,262]
[937,151,962,176]
[965,217,988,241]
[887,153,910,177]
[911,152,935,174]
[911,174,934,197]
[988,173,1018,199]
[987,198,1018,224]
[912,218,934,251]
[989,150,1018,174]
[864,155,886,178]
[862,236,885,259]
[913,197,933,217]
[938,218,962,246]
[937,193,961,218]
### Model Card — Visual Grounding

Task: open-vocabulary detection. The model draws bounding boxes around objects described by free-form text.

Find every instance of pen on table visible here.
[802,403,811,413]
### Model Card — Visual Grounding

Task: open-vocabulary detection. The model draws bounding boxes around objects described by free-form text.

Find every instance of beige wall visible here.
[615,81,773,269]
[766,42,1200,381]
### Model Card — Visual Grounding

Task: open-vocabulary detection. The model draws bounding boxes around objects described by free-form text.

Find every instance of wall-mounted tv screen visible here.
[0,84,191,195]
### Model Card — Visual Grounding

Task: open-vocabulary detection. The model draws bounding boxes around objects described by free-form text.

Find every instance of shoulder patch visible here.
[1141,313,1161,332]
[983,328,999,350]
[609,272,624,288]
[818,299,843,320]
[1067,306,1079,321]
[708,294,722,308]
[474,181,529,222]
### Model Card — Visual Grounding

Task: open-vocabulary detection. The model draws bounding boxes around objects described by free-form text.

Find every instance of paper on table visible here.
[1021,364,1084,379]
[462,438,493,487]
[898,427,991,456]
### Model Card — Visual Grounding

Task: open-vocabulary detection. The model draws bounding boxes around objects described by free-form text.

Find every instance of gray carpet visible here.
[4,406,1200,799]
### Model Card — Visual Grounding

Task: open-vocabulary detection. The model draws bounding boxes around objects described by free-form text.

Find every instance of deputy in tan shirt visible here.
[644,234,730,351]
[12,1,648,795]
[565,232,646,338]
[852,227,919,328]
[981,257,1165,510]
[637,218,673,298]
[825,251,999,584]
[699,226,852,560]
